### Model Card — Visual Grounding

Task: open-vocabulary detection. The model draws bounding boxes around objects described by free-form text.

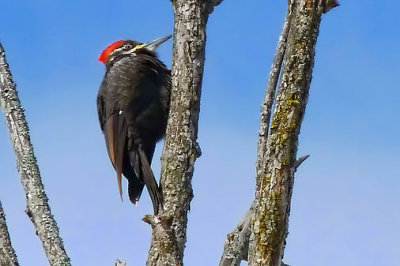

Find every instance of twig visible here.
[295,155,310,169]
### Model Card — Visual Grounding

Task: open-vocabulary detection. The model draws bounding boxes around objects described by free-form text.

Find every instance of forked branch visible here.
[219,156,309,266]
[249,1,338,265]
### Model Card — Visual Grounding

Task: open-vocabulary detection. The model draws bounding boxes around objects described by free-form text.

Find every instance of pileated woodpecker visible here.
[97,35,171,215]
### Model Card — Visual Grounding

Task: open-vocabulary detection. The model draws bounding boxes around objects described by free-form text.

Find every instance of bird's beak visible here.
[140,35,172,52]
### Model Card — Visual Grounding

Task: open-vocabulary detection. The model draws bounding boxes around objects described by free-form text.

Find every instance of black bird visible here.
[97,35,171,214]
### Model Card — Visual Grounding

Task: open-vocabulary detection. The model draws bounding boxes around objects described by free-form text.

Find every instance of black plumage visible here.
[97,36,171,214]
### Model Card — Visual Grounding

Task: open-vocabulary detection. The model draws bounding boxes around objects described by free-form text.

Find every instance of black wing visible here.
[97,55,168,214]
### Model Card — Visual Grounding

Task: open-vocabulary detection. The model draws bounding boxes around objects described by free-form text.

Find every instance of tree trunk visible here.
[145,1,222,265]
[248,1,338,265]
[0,201,19,266]
[0,42,71,266]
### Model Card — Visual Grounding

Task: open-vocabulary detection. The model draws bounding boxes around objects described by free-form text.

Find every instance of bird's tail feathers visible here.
[127,146,162,215]
[128,179,144,204]
[138,147,163,215]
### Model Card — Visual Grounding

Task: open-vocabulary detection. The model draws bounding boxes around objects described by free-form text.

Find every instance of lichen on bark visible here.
[248,1,337,265]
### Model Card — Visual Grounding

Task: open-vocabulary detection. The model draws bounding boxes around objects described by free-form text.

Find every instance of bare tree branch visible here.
[219,203,254,266]
[220,0,337,264]
[219,2,294,264]
[0,42,71,265]
[256,0,295,189]
[219,155,309,266]
[0,201,19,266]
[146,1,222,265]
[248,1,338,265]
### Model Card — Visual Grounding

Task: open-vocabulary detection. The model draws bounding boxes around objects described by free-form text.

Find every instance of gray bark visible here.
[0,201,19,266]
[256,0,295,187]
[145,1,222,265]
[248,1,338,265]
[219,203,254,266]
[219,156,309,266]
[219,3,295,263]
[0,42,71,265]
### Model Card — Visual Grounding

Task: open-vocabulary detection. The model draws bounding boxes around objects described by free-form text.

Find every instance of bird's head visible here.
[98,35,171,65]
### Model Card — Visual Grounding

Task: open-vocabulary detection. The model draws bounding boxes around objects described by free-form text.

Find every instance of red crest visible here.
[98,40,124,64]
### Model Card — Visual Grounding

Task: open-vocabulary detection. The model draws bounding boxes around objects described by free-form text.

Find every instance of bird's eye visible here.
[124,44,133,50]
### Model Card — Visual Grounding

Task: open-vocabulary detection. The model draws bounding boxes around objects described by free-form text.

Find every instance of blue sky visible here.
[1,1,399,265]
